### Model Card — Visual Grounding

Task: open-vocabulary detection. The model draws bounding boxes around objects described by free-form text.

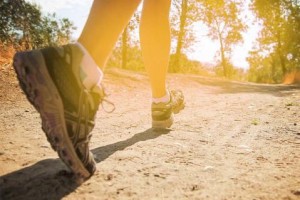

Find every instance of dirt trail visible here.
[0,68,299,200]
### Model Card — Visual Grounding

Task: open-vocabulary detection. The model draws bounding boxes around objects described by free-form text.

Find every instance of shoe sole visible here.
[13,51,91,180]
[152,101,185,129]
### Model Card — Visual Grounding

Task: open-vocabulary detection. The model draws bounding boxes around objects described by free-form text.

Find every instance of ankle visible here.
[75,42,103,91]
[152,90,170,103]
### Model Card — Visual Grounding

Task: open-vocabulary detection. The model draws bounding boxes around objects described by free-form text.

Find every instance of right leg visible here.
[13,0,141,181]
[77,0,141,91]
[78,0,141,69]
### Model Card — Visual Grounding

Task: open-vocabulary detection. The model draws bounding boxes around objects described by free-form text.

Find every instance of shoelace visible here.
[92,84,115,113]
[74,89,115,165]
[101,97,115,113]
[74,88,115,147]
[73,90,91,148]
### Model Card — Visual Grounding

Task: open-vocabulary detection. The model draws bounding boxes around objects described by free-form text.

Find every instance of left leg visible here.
[140,0,185,128]
[140,0,171,98]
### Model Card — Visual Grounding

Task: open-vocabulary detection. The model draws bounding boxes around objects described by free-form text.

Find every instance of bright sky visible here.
[28,0,259,69]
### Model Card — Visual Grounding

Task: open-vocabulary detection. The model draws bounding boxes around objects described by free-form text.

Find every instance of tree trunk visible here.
[279,53,286,76]
[276,30,286,76]
[270,53,277,83]
[173,0,188,73]
[122,26,128,69]
[274,4,287,78]
[218,32,227,77]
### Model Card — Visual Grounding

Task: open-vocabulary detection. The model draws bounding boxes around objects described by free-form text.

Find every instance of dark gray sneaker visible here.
[151,90,185,128]
[13,44,102,180]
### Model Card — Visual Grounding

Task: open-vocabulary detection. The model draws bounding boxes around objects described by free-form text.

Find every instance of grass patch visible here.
[251,119,260,125]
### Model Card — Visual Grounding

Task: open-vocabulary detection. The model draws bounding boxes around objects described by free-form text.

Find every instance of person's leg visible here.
[140,0,185,128]
[78,0,141,69]
[13,0,142,180]
[140,0,171,99]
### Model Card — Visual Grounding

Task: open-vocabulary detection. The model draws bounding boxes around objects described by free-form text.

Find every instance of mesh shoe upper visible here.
[41,44,101,174]
[152,90,185,126]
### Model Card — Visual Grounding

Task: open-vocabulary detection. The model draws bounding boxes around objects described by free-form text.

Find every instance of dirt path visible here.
[0,68,299,200]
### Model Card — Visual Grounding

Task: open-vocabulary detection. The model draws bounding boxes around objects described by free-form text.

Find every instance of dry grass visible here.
[283,70,300,84]
[0,42,16,67]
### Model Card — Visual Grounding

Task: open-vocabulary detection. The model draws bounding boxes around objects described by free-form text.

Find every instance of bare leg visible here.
[140,0,171,98]
[78,0,141,69]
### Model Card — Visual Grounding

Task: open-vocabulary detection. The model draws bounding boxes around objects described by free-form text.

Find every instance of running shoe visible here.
[151,90,185,128]
[13,44,102,180]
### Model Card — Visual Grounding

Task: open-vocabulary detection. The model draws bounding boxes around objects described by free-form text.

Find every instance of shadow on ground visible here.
[191,76,300,96]
[0,159,76,200]
[0,128,169,200]
[92,128,170,163]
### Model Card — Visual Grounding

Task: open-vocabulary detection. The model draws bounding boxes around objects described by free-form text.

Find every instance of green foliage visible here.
[170,0,200,72]
[74,0,246,78]
[120,12,140,69]
[107,45,144,71]
[0,0,76,50]
[251,118,260,125]
[197,0,247,77]
[214,61,246,80]
[249,0,300,83]
[0,0,42,48]
[247,50,283,83]
[39,14,76,47]
[169,53,208,74]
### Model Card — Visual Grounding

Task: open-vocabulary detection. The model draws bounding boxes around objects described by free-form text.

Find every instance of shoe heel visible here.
[152,114,174,129]
[13,51,92,180]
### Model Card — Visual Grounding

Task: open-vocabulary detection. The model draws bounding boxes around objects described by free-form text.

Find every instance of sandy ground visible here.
[0,66,299,200]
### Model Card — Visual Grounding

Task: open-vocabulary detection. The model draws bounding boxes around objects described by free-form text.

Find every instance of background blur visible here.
[1,0,300,83]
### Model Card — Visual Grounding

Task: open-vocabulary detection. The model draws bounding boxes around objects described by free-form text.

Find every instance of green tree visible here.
[0,0,42,49]
[39,13,76,47]
[251,0,300,81]
[0,0,76,50]
[252,0,287,76]
[108,11,144,71]
[170,0,199,72]
[121,12,140,69]
[283,0,300,72]
[197,0,247,77]
[247,50,277,83]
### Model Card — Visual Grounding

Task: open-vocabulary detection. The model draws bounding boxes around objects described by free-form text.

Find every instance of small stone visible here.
[191,184,199,191]
[292,189,300,196]
[237,145,252,154]
[203,166,215,171]
[105,174,113,181]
